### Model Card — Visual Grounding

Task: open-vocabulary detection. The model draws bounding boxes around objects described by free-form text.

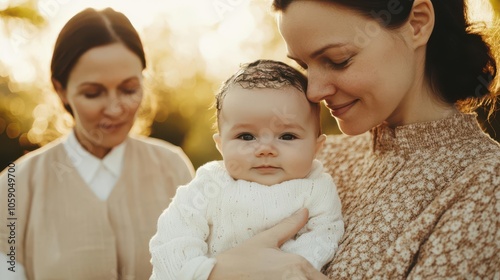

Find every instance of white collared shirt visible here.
[62,130,126,200]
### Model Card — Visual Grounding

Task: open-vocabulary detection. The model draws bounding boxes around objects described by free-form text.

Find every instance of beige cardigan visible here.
[319,113,500,279]
[0,136,194,280]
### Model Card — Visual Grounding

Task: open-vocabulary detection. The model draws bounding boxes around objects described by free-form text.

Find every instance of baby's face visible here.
[214,86,325,186]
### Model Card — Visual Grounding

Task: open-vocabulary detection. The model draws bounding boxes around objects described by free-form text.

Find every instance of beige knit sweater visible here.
[318,113,500,279]
[0,136,194,280]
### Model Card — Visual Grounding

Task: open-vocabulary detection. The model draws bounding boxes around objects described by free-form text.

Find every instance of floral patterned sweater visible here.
[319,113,500,279]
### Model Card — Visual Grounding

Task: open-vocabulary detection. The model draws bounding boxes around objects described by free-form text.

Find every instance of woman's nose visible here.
[103,97,125,117]
[306,68,336,103]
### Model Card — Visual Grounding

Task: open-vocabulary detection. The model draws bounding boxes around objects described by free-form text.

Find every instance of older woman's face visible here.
[56,43,143,158]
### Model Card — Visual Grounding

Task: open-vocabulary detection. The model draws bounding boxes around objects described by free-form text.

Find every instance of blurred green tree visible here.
[0,0,47,170]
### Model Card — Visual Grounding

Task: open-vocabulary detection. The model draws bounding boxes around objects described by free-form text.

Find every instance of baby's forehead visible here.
[219,86,318,123]
[222,84,308,106]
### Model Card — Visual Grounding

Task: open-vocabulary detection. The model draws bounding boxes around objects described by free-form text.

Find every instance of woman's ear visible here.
[315,134,327,156]
[52,78,68,104]
[213,133,222,155]
[408,0,435,48]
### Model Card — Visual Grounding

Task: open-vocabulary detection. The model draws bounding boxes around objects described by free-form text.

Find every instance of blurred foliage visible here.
[0,0,499,172]
[0,0,50,170]
[0,0,44,25]
[491,0,500,13]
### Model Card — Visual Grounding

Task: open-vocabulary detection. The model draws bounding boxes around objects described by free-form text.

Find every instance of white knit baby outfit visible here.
[149,159,344,280]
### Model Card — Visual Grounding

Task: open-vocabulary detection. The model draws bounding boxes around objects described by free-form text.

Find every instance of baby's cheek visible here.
[225,159,245,178]
[238,142,257,156]
[292,160,314,178]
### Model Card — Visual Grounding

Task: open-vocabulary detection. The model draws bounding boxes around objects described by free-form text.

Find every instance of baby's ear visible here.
[315,134,327,156]
[213,133,222,154]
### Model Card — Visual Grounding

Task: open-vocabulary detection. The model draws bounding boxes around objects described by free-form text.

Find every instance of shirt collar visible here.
[62,130,126,183]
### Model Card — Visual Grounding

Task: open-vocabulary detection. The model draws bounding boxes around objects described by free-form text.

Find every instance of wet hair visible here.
[215,59,321,133]
[50,7,146,115]
[273,0,499,115]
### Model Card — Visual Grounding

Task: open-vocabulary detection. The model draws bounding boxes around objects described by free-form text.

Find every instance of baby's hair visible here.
[213,59,321,134]
[215,59,309,117]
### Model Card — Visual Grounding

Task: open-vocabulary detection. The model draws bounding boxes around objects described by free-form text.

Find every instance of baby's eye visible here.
[237,133,255,141]
[280,134,297,140]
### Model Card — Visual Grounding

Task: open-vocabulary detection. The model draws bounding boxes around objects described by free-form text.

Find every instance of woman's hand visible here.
[208,208,329,280]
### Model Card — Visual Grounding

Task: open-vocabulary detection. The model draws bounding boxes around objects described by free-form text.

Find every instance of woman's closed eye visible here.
[79,84,105,98]
[83,89,104,99]
[323,57,351,70]
[120,87,140,95]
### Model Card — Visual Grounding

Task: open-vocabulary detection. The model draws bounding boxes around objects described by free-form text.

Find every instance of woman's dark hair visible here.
[273,0,499,115]
[50,8,146,114]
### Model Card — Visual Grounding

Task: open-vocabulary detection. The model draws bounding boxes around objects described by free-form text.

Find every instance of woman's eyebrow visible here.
[310,43,348,59]
[287,42,348,61]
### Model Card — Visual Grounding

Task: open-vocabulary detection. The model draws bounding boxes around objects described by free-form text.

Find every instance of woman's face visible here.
[278,1,431,135]
[55,43,143,158]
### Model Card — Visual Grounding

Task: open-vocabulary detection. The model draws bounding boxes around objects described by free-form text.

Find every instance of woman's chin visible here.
[337,121,372,136]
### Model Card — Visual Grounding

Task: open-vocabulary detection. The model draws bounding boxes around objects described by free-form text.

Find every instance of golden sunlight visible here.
[0,0,281,168]
[1,0,498,169]
[467,0,495,24]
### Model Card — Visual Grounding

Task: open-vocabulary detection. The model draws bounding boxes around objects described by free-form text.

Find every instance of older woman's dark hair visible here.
[273,0,499,115]
[50,8,146,114]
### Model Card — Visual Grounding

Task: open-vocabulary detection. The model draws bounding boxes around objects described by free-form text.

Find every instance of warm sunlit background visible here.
[0,0,499,170]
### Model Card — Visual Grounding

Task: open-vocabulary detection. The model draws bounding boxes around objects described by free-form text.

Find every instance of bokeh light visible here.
[0,0,498,170]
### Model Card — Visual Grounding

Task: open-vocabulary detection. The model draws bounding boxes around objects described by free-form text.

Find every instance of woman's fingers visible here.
[249,208,310,247]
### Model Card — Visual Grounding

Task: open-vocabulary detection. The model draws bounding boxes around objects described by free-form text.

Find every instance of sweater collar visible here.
[371,113,481,154]
[62,130,126,183]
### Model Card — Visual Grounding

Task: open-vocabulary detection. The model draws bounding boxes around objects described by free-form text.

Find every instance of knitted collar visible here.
[371,113,483,154]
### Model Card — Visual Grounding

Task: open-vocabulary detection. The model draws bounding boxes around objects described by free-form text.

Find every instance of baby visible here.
[149,59,344,280]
